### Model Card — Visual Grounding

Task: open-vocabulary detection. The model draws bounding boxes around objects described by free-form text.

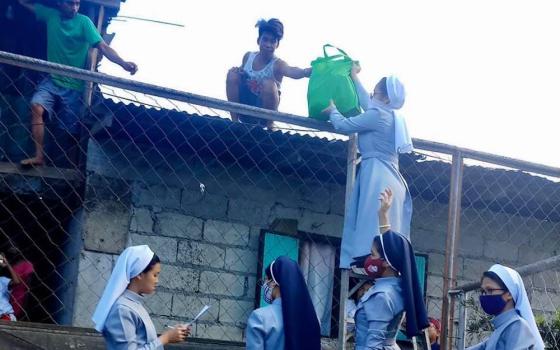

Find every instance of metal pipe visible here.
[456,291,467,350]
[337,134,358,350]
[441,151,464,350]
[2,51,560,178]
[0,51,335,133]
[455,254,560,293]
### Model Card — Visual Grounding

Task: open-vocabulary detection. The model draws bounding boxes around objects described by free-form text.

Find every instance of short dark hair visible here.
[5,247,23,263]
[256,18,284,41]
[141,254,161,274]
[482,271,509,292]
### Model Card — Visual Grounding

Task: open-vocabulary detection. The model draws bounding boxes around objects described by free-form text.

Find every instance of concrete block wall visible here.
[72,140,345,341]
[410,196,560,321]
[72,140,560,343]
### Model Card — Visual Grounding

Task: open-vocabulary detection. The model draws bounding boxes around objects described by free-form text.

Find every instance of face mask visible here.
[364,256,386,279]
[263,281,275,304]
[479,294,507,315]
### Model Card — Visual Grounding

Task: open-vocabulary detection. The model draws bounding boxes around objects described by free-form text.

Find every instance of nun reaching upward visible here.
[92,245,190,350]
[322,64,413,269]
[245,256,321,350]
[467,264,544,350]
[354,188,429,349]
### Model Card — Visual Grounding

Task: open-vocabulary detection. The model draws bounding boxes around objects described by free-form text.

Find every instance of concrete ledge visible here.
[0,321,245,350]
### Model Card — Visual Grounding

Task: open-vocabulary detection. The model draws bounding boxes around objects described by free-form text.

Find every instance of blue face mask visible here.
[263,281,275,304]
[479,294,507,315]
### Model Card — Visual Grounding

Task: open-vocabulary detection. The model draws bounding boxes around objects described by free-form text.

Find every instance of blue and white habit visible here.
[467,264,544,350]
[245,256,321,350]
[329,75,413,268]
[92,245,162,350]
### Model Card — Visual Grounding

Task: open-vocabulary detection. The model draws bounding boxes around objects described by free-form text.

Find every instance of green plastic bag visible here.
[307,44,360,120]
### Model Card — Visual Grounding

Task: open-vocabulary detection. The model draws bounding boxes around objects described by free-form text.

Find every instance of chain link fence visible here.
[1,51,560,349]
[446,156,560,350]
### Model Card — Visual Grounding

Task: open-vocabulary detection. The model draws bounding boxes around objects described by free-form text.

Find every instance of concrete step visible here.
[0,321,245,350]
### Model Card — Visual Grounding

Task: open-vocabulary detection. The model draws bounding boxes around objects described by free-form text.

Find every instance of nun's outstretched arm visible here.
[351,75,371,112]
[328,108,386,134]
[245,311,266,350]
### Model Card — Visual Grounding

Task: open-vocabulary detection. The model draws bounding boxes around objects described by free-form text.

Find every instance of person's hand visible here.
[122,62,138,75]
[321,99,336,116]
[0,253,6,267]
[378,188,393,215]
[350,61,361,79]
[161,324,190,344]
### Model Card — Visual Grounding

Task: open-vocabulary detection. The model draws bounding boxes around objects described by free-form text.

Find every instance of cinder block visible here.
[129,207,153,234]
[458,232,485,258]
[204,220,250,246]
[225,248,258,274]
[171,294,219,322]
[159,264,199,292]
[155,211,203,239]
[219,299,254,323]
[483,239,518,263]
[84,200,129,254]
[181,189,228,220]
[72,251,113,327]
[133,183,181,209]
[228,199,271,226]
[199,271,245,297]
[130,233,177,263]
[299,210,343,238]
[410,228,445,254]
[267,204,302,224]
[178,241,225,269]
[462,258,492,281]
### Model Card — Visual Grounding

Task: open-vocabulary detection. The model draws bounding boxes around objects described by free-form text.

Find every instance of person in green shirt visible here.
[18,0,138,167]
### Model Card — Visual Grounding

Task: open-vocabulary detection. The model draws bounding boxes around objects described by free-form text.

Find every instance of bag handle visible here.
[323,44,350,58]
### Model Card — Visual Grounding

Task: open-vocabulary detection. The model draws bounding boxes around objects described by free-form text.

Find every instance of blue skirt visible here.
[339,157,412,268]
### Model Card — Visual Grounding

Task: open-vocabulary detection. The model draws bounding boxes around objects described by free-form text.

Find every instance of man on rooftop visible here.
[18,0,138,166]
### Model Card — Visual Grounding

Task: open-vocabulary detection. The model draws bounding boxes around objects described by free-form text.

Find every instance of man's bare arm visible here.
[96,41,138,75]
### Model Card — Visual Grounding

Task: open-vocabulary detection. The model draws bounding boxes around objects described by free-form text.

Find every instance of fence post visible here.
[337,134,358,350]
[455,290,467,350]
[441,151,464,350]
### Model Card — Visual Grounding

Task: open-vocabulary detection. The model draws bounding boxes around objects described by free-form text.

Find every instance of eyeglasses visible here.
[480,288,504,296]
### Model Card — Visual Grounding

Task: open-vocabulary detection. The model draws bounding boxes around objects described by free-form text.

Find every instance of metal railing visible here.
[1,51,559,349]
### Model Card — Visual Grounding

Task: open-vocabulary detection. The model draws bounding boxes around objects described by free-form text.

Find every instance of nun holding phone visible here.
[245,256,321,350]
[92,245,190,349]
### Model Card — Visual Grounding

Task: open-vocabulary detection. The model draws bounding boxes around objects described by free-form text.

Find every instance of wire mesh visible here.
[1,52,560,349]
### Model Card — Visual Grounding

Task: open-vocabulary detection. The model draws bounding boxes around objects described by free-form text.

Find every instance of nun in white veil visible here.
[92,245,189,349]
[467,264,544,350]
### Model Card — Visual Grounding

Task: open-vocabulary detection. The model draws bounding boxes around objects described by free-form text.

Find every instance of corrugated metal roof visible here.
[92,98,560,222]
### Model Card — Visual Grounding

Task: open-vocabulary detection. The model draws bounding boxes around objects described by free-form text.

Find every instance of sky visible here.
[99,0,560,169]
